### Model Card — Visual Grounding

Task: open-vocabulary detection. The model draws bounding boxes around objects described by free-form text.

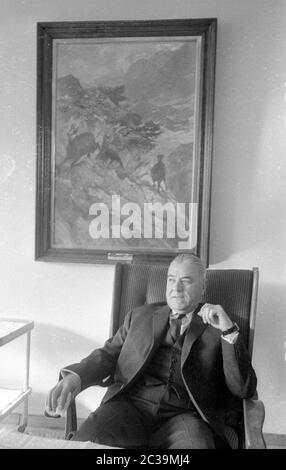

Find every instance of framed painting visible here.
[35,19,217,266]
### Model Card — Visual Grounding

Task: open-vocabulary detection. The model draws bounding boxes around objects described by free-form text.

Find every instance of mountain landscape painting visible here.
[51,38,200,252]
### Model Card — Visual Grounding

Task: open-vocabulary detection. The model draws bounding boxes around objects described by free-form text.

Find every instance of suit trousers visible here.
[70,396,225,449]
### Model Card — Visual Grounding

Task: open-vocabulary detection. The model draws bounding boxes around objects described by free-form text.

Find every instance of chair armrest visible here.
[64,396,78,440]
[243,398,266,449]
[64,381,110,440]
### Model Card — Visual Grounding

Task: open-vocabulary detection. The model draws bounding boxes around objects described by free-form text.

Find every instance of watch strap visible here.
[221,322,239,336]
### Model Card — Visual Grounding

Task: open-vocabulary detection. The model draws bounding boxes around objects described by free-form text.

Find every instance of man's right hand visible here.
[45,373,80,417]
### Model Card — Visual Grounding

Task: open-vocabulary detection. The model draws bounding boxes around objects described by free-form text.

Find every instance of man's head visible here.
[166,254,206,314]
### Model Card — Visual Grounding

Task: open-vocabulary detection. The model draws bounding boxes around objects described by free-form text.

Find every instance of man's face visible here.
[166,260,204,314]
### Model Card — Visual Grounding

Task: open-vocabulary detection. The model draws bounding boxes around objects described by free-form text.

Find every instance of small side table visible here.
[0,319,34,432]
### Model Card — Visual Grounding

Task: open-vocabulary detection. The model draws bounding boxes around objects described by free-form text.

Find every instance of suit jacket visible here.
[66,302,257,442]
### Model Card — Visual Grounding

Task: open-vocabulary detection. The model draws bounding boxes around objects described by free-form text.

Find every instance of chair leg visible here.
[65,397,77,440]
[243,398,266,449]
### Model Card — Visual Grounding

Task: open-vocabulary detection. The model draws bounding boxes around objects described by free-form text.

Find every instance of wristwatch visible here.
[221,322,240,336]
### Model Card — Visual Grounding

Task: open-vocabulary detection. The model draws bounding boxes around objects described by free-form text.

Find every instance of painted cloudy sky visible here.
[55,38,197,93]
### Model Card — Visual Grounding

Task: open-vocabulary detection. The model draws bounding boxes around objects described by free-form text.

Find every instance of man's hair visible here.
[170,253,207,286]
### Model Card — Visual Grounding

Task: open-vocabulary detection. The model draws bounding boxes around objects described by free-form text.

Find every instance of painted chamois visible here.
[63,129,99,168]
[97,134,124,168]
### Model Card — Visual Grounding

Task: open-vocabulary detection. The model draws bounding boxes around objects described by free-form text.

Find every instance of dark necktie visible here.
[169,316,185,342]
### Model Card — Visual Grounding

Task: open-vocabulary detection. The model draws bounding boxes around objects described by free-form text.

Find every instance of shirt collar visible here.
[170,310,194,321]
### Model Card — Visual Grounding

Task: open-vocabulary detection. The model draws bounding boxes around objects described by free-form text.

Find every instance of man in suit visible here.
[46,254,257,449]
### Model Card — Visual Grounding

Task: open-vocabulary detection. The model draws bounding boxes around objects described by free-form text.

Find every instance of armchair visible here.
[65,263,266,449]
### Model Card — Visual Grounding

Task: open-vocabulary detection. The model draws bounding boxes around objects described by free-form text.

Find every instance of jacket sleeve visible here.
[63,309,133,392]
[221,333,257,398]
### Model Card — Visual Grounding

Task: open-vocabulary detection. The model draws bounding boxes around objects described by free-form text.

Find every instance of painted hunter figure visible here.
[151,154,166,192]
[46,254,257,449]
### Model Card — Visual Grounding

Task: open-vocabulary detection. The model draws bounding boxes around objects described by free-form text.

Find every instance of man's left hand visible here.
[198,304,234,332]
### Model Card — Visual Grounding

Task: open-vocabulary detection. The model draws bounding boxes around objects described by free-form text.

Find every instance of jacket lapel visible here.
[117,304,170,387]
[152,304,171,349]
[181,303,207,366]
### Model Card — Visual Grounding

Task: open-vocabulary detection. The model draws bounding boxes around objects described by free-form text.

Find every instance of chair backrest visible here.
[110,263,259,357]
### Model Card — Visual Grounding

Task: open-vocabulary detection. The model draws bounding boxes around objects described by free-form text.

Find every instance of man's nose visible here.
[174,279,184,291]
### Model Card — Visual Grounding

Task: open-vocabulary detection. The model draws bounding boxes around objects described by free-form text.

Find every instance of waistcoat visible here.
[127,322,195,412]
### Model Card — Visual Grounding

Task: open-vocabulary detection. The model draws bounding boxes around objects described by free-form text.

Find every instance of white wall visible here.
[0,0,285,434]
